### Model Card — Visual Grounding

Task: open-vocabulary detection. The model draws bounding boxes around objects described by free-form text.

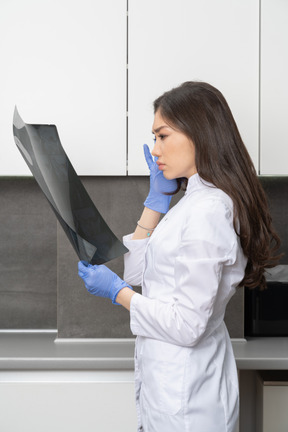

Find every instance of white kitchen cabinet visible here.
[260,0,288,175]
[0,371,137,432]
[0,0,127,176]
[128,0,259,175]
[256,371,288,432]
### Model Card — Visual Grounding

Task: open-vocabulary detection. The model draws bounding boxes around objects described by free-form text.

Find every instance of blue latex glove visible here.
[143,144,177,214]
[78,261,132,305]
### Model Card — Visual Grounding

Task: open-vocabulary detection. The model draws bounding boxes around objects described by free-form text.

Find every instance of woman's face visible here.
[152,110,197,180]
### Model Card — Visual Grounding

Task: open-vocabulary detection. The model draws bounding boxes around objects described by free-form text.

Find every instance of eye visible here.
[152,133,167,143]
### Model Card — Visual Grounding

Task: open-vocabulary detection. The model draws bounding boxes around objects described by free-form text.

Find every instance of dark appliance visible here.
[244,176,288,337]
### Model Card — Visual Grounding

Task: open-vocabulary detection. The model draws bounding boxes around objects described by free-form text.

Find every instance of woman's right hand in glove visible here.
[143,144,177,214]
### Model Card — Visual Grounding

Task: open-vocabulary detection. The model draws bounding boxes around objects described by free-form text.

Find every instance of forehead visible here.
[152,111,172,132]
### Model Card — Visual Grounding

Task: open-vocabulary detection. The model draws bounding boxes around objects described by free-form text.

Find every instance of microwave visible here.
[244,177,288,337]
[245,275,288,337]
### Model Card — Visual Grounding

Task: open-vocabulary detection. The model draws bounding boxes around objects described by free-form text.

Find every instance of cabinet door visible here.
[260,0,288,175]
[0,0,127,175]
[128,0,259,175]
[0,371,137,432]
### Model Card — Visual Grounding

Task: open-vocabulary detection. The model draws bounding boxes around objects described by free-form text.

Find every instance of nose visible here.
[151,138,161,158]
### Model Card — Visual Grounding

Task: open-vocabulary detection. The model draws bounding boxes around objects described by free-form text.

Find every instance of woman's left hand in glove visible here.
[78,261,133,305]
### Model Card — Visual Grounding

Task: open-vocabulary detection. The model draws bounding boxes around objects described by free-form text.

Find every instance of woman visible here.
[78,82,280,432]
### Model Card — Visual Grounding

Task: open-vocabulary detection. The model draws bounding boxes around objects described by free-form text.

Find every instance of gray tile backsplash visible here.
[0,177,57,329]
[0,176,245,338]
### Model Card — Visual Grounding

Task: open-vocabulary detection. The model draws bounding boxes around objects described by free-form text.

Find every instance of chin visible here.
[163,172,178,181]
[163,172,173,180]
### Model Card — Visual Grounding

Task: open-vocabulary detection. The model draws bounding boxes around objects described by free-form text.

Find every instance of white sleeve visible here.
[129,199,239,347]
[123,233,149,286]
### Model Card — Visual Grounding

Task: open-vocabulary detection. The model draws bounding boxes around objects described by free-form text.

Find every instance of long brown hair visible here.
[154,81,281,290]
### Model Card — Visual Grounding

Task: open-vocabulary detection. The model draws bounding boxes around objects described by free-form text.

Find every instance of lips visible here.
[157,162,165,170]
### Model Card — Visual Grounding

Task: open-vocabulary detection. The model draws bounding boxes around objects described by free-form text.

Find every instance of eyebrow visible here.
[152,125,170,134]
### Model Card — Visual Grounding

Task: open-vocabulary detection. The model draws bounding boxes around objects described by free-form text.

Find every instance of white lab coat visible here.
[123,173,247,432]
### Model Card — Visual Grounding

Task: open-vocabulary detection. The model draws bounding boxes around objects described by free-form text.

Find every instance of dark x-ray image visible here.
[13,108,128,264]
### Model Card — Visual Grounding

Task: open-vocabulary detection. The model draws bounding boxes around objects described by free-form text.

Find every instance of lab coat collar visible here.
[185,173,215,196]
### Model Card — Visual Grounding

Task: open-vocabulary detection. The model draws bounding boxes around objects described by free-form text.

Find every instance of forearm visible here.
[132,207,161,240]
[119,203,161,309]
[120,209,160,306]
[115,287,136,310]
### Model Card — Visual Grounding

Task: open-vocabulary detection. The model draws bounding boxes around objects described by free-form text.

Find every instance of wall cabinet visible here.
[1,1,287,176]
[128,0,259,174]
[0,0,127,176]
[260,0,288,175]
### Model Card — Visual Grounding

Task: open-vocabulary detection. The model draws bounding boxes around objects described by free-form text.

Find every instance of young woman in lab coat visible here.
[78,82,280,432]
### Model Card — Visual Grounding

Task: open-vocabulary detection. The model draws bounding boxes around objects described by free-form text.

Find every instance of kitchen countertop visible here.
[0,331,288,371]
[233,337,288,369]
[0,331,135,370]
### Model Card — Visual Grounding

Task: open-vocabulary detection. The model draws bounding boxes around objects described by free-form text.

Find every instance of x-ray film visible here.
[13,108,128,264]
